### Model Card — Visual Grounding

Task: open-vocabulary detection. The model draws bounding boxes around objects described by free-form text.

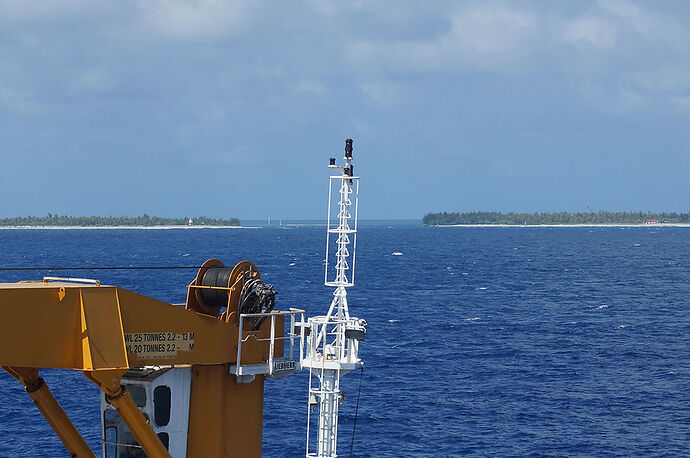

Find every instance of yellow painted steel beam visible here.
[2,366,96,458]
[186,364,264,457]
[0,278,283,458]
[0,282,278,370]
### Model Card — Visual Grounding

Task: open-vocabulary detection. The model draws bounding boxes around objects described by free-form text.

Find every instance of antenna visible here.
[302,139,366,458]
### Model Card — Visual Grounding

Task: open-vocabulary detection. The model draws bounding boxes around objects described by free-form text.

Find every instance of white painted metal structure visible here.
[302,141,366,458]
[101,367,192,457]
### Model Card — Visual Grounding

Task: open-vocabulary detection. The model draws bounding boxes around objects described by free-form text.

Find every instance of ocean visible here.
[0,225,689,456]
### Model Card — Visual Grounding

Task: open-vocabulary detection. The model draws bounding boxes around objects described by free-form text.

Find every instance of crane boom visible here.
[0,259,300,457]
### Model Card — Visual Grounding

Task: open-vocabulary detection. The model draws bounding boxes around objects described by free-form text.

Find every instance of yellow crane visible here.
[0,259,303,457]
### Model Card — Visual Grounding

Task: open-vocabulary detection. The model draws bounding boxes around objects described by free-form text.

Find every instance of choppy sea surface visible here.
[0,224,689,457]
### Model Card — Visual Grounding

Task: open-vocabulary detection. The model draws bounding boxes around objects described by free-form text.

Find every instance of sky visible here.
[1,0,689,220]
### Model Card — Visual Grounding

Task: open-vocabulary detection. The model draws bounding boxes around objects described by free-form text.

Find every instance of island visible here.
[423,211,690,226]
[0,214,240,227]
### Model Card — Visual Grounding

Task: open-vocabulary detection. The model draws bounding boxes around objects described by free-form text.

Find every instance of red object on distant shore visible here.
[643,219,660,224]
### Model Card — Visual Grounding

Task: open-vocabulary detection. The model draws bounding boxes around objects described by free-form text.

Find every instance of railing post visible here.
[300,314,306,367]
[289,313,295,361]
[235,315,244,376]
[268,315,276,376]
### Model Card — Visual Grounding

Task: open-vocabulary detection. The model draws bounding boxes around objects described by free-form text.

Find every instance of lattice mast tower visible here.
[302,139,366,458]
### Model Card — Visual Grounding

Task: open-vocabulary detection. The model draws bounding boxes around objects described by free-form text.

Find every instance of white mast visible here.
[302,139,366,458]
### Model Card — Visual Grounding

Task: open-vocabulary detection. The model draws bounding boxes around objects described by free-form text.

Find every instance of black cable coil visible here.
[239,278,277,330]
[200,266,234,309]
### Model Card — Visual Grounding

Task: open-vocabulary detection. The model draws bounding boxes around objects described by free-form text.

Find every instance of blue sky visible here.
[1,1,689,220]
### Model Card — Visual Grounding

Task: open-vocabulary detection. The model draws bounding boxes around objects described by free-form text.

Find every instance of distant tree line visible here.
[0,214,240,227]
[423,211,690,225]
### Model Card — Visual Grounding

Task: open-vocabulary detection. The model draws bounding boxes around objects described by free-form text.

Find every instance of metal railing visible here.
[231,308,305,379]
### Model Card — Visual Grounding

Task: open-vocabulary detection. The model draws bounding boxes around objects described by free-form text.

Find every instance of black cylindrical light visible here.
[345,138,353,159]
[330,157,336,166]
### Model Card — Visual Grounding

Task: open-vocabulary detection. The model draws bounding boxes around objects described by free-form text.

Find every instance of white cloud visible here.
[595,0,686,46]
[529,1,690,114]
[359,79,407,105]
[347,5,538,74]
[448,5,536,56]
[291,80,326,95]
[616,87,648,110]
[0,84,43,115]
[599,0,658,36]
[2,1,690,121]
[563,15,617,48]
[73,68,120,95]
[632,68,690,95]
[671,95,690,111]
[135,0,255,42]
[1,1,690,218]
[0,1,93,22]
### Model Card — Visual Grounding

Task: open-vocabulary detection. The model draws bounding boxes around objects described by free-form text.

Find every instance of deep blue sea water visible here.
[1,225,689,457]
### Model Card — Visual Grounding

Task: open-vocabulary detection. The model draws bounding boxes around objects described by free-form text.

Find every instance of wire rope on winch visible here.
[199,266,234,309]
[239,277,276,330]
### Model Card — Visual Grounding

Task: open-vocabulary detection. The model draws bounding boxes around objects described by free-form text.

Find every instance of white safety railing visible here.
[302,316,365,369]
[230,308,305,381]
